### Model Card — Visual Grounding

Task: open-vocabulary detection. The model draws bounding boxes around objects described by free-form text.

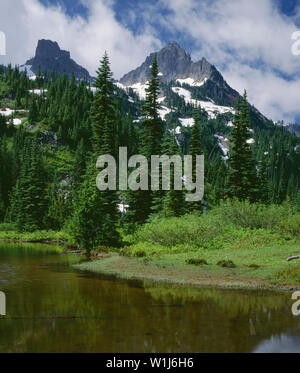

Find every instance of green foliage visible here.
[275,263,300,284]
[132,214,226,248]
[186,258,208,265]
[9,137,47,232]
[126,53,163,225]
[0,223,16,232]
[68,53,121,252]
[226,92,259,202]
[217,260,236,268]
[211,199,295,232]
[0,57,299,249]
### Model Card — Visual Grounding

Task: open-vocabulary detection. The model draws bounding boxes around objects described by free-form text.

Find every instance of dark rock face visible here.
[119,42,239,106]
[120,42,223,86]
[287,124,300,136]
[22,39,92,81]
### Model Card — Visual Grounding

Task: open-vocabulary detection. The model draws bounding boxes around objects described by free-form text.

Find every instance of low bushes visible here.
[126,200,299,257]
[217,260,236,268]
[186,258,208,265]
[132,214,228,248]
[210,199,295,231]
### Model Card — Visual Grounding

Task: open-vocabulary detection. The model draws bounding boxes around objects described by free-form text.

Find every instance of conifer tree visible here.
[91,51,116,156]
[186,106,203,212]
[10,138,46,231]
[226,91,259,202]
[257,157,270,203]
[162,129,186,217]
[126,54,163,225]
[28,98,39,124]
[70,53,120,252]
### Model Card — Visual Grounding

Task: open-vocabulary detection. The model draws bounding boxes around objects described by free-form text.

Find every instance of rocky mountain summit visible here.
[119,42,239,106]
[21,39,92,81]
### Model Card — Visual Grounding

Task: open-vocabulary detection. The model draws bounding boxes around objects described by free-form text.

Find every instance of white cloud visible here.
[0,0,161,78]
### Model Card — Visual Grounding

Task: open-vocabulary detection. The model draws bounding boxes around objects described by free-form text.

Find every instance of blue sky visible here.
[1,0,300,123]
[38,0,300,43]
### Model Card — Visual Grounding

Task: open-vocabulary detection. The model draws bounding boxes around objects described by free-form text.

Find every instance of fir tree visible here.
[162,129,186,217]
[126,54,163,225]
[10,138,46,231]
[91,51,116,156]
[226,91,259,202]
[70,53,120,252]
[186,106,203,212]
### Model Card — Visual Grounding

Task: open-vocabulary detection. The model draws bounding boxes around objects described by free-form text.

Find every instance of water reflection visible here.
[0,242,299,352]
[254,335,300,353]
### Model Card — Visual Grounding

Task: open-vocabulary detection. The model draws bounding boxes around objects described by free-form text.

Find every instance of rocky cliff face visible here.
[120,42,220,83]
[119,42,239,105]
[21,39,92,81]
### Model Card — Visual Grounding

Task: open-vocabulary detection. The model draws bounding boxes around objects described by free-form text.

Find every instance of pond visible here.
[0,242,300,353]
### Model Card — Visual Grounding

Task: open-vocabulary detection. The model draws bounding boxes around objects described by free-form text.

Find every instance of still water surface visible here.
[0,242,300,353]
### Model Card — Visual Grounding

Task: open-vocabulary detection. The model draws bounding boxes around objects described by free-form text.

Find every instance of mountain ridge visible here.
[20,39,92,81]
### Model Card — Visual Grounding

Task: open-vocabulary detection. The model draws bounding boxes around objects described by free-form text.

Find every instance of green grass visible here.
[75,201,300,290]
[0,229,69,243]
[75,243,300,290]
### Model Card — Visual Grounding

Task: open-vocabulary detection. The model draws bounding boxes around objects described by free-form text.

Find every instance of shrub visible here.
[0,223,17,232]
[275,215,300,238]
[133,214,227,248]
[275,264,300,284]
[217,260,236,268]
[211,199,292,230]
[186,258,208,265]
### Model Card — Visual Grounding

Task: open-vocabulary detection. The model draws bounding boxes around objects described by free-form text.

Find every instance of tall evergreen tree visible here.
[126,54,163,225]
[10,138,46,231]
[226,91,259,202]
[91,51,116,156]
[70,53,120,252]
[162,129,186,217]
[186,106,203,212]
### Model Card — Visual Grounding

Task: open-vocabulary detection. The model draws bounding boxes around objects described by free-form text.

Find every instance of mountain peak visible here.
[35,39,70,60]
[21,39,92,81]
[119,42,213,85]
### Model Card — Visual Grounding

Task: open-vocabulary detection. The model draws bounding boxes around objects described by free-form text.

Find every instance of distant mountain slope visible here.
[20,39,92,81]
[119,42,239,106]
[117,42,273,131]
[287,124,300,137]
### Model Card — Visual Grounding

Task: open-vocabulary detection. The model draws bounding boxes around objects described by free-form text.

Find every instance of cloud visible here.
[0,0,162,78]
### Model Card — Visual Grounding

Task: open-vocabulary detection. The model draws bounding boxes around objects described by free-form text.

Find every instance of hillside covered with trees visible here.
[0,53,299,252]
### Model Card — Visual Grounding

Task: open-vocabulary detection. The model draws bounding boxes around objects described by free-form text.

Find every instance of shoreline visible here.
[2,235,300,292]
[73,253,300,292]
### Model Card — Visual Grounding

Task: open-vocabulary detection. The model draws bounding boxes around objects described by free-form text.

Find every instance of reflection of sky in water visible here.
[253,335,300,353]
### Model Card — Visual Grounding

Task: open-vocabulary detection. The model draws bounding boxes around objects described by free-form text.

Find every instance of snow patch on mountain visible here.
[11,118,22,126]
[116,81,149,100]
[179,118,194,127]
[29,89,48,95]
[19,64,35,77]
[214,134,230,158]
[158,106,172,120]
[175,126,181,134]
[0,108,27,117]
[176,77,207,87]
[171,86,235,119]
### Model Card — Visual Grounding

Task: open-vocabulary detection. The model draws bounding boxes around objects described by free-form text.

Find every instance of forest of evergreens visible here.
[0,53,299,252]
